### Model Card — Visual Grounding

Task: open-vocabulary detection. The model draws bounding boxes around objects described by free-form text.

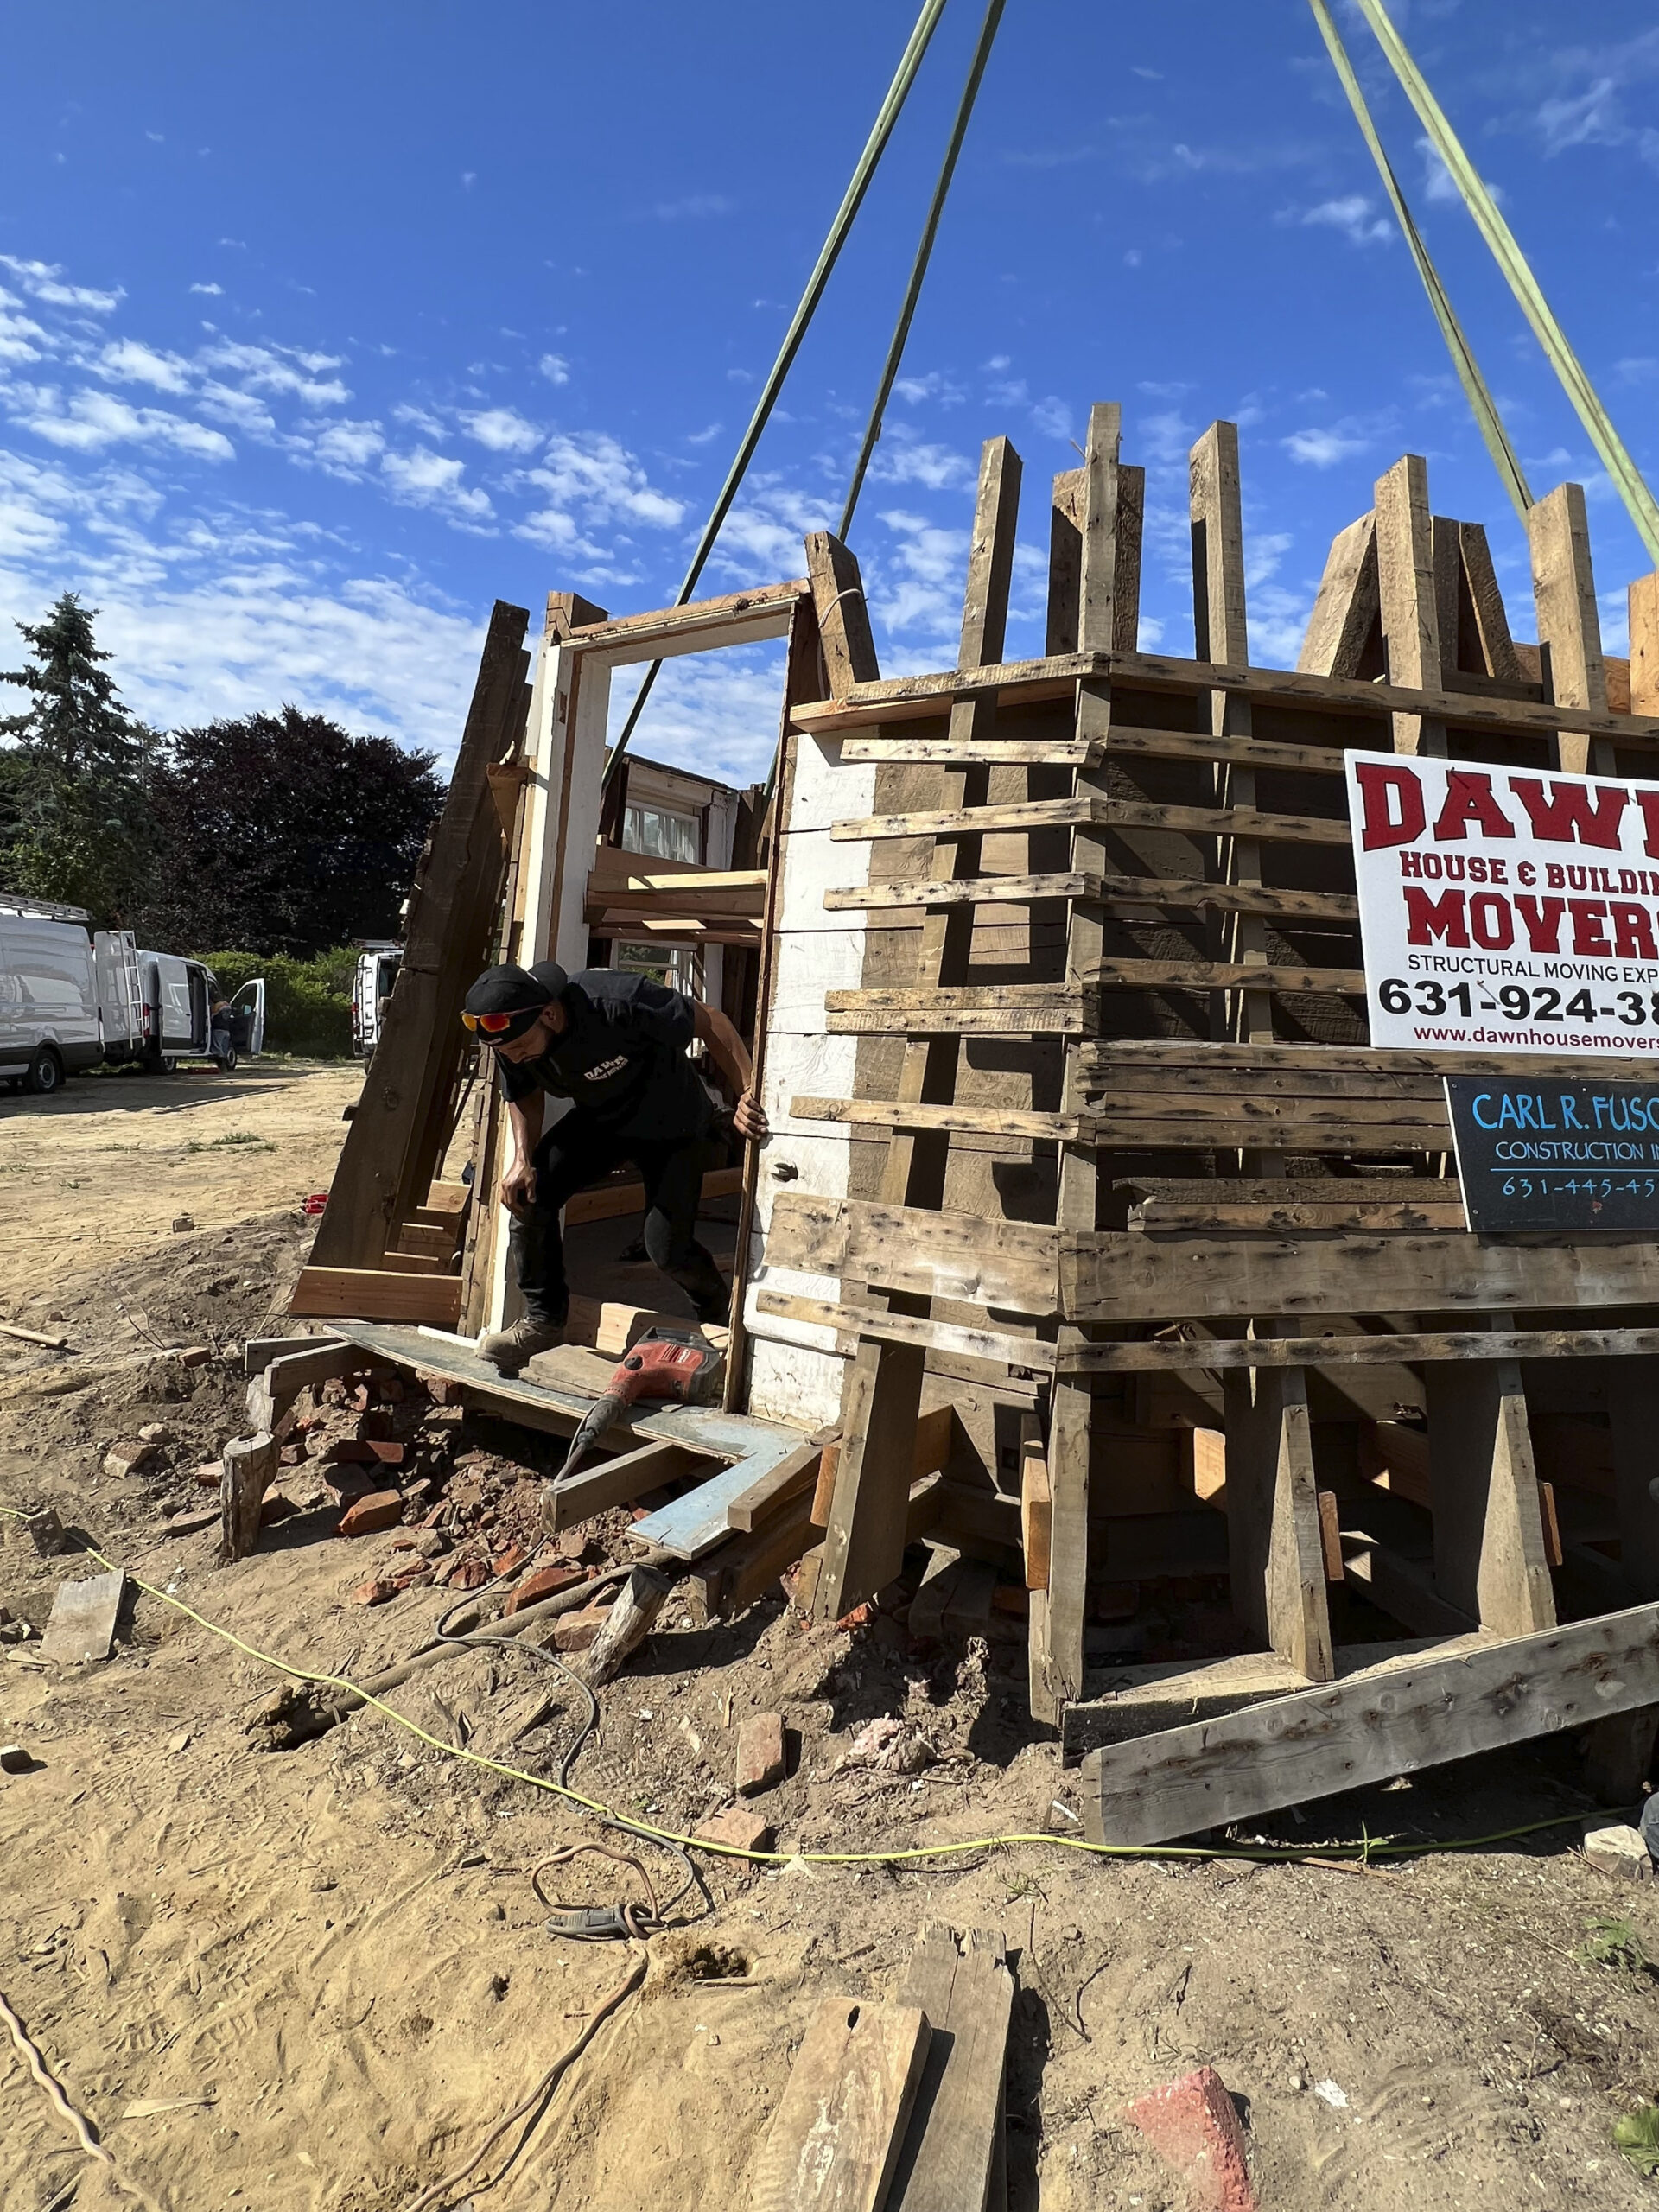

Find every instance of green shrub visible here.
[197,946,358,1058]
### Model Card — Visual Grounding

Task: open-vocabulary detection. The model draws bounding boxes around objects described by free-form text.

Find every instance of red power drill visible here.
[542,1327,726,1522]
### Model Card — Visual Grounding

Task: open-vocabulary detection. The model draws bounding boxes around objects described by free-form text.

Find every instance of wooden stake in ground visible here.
[219,1433,277,1563]
[580,1565,671,1688]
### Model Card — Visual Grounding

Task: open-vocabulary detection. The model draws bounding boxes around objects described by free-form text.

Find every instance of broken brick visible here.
[1125,2066,1256,2212]
[353,1580,397,1606]
[447,1558,491,1591]
[194,1462,224,1488]
[492,1543,528,1579]
[693,1806,774,1856]
[735,1712,787,1799]
[550,1606,611,1653]
[260,1494,299,1525]
[279,1445,305,1467]
[505,1564,588,1615]
[393,1567,435,1592]
[326,1439,381,1465]
[103,1441,156,1481]
[390,1536,416,1552]
[337,1491,404,1539]
[180,1345,213,1367]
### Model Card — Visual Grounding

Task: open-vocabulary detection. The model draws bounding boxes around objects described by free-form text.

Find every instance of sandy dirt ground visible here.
[3,1066,1659,2212]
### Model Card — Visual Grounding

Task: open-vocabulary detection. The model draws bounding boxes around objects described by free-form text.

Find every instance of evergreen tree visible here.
[0,592,156,920]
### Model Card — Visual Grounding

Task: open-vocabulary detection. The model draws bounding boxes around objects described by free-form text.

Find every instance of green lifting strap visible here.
[601,0,951,789]
[1352,0,1659,565]
[1307,0,1530,524]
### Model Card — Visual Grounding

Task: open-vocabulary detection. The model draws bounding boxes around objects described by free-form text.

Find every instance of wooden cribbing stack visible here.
[747,394,1659,1840]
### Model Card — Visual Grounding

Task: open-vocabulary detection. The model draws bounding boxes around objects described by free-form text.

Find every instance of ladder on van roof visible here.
[0,893,93,925]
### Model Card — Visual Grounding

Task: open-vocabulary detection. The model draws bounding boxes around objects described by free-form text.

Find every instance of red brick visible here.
[448,1557,491,1591]
[693,1806,775,1856]
[505,1564,588,1615]
[550,1606,610,1653]
[337,1490,404,1538]
[180,1345,213,1367]
[327,1439,380,1465]
[364,1439,404,1465]
[393,1567,435,1592]
[492,1543,528,1579]
[259,1494,298,1524]
[352,1579,397,1606]
[735,1711,787,1799]
[1125,2066,1256,2212]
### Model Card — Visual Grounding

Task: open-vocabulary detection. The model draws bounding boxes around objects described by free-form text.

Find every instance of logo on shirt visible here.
[584,1055,630,1082]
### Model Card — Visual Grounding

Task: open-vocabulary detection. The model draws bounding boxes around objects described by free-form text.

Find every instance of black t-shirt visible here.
[495,968,713,1143]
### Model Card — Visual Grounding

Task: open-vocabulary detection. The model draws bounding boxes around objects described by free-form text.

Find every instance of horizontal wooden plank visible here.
[1090,1094,1448,1126]
[1086,957,1366,995]
[541,1439,711,1529]
[1077,1039,1659,1081]
[764,1192,1059,1316]
[1134,1199,1466,1232]
[587,861,769,894]
[591,915,760,944]
[838,734,1094,766]
[289,1267,463,1330]
[1102,725,1349,774]
[1111,1176,1459,1204]
[823,870,1359,924]
[1094,798,1351,846]
[1086,1121,1445,1153]
[753,1290,1056,1373]
[723,1440,826,1533]
[791,1096,1086,1142]
[825,986,1094,1037]
[791,647,1659,747]
[1090,1065,1444,1102]
[569,579,806,660]
[1083,1601,1659,1847]
[832,797,1096,841]
[1065,1229,1659,1321]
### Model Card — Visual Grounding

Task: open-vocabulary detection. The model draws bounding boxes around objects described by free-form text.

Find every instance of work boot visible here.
[476,1315,567,1376]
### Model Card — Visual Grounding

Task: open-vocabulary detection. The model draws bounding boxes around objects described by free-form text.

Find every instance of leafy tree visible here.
[0,593,156,920]
[139,706,443,957]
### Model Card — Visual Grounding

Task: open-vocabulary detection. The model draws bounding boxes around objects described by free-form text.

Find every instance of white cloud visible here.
[0,256,123,315]
[1537,77,1624,156]
[460,405,541,454]
[652,194,734,220]
[392,402,448,438]
[868,433,975,491]
[1029,396,1074,441]
[0,297,50,365]
[686,422,722,445]
[197,338,350,408]
[1138,409,1194,465]
[606,635,788,786]
[705,480,832,579]
[1291,195,1392,247]
[303,417,386,474]
[538,353,570,386]
[96,338,193,394]
[1281,423,1371,468]
[893,370,966,408]
[379,446,493,524]
[5,384,234,460]
[516,429,685,552]
[189,282,223,296]
[1416,137,1505,209]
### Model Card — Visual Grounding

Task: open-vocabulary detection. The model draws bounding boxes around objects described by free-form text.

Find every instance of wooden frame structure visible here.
[737,397,1659,1834]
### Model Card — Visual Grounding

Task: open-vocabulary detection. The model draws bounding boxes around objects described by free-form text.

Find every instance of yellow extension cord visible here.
[0,1505,1596,1871]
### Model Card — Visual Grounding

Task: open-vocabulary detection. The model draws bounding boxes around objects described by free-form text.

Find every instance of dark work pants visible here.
[509,1116,730,1326]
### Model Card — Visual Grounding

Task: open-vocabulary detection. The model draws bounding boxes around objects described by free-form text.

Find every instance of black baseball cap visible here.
[461,960,569,1043]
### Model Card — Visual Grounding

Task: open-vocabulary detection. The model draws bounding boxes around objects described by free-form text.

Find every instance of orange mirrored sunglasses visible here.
[461,1009,519,1035]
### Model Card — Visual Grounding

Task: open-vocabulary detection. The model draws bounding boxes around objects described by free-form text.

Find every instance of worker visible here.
[461,960,767,1374]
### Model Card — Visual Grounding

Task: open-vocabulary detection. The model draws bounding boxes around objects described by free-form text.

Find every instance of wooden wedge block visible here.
[748,1996,931,2212]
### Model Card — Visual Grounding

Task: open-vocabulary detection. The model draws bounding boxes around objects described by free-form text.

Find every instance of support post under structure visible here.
[1426,1357,1557,1638]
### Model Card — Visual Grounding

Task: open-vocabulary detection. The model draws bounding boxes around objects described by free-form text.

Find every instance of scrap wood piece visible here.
[40,1570,126,1665]
[748,1996,931,2212]
[579,1565,671,1688]
[888,1926,1013,2212]
[0,1319,71,1350]
[1126,2064,1256,2212]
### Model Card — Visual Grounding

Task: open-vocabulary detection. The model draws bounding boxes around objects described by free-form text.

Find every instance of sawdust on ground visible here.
[2,1065,1658,2212]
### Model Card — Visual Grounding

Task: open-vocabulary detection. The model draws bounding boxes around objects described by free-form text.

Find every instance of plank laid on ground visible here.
[1083,1601,1659,1847]
[289,1267,464,1331]
[747,1996,931,2212]
[690,1490,819,1619]
[888,1928,1013,2212]
[40,1571,126,1664]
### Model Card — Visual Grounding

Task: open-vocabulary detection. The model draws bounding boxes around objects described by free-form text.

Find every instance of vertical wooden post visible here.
[1297,514,1380,678]
[1529,481,1611,774]
[1374,455,1446,756]
[1220,1363,1334,1681]
[1033,402,1118,1723]
[805,532,881,699]
[1046,468,1084,654]
[1459,522,1526,685]
[816,446,1020,1623]
[1425,1359,1557,1637]
[1630,571,1659,717]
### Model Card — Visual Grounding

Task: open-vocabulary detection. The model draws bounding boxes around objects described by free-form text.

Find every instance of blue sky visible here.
[1,1,1656,782]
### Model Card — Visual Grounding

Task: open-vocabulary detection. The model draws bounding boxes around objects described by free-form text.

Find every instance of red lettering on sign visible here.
[1514,895,1566,952]
[1354,760,1426,850]
[1510,777,1630,850]
[1567,899,1612,956]
[1432,770,1515,842]
[1403,887,1468,947]
[1611,903,1659,961]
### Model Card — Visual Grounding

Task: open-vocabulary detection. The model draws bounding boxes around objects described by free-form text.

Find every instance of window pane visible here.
[624,804,699,863]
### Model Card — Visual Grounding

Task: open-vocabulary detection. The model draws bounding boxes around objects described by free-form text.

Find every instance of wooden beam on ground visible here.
[748,1996,931,2212]
[1221,1363,1334,1681]
[1083,1603,1659,1847]
[889,1928,1013,2212]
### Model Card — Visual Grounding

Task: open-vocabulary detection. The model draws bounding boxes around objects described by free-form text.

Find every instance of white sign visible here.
[1344,748,1659,1059]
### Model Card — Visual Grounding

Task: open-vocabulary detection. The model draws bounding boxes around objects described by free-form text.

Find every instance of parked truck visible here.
[350,941,402,1058]
[0,897,264,1092]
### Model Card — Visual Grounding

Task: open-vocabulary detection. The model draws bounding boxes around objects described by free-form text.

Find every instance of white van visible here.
[351,943,401,1058]
[0,899,265,1089]
[0,900,103,1093]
